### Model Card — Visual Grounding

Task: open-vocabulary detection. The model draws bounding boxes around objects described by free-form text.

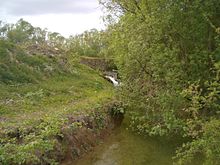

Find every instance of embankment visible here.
[0,41,122,165]
[61,101,124,164]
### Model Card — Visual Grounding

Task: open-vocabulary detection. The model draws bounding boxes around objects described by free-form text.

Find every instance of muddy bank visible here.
[60,101,124,164]
[0,101,123,165]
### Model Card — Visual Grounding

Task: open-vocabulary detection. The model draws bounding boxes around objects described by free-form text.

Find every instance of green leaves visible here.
[110,102,125,116]
[67,29,108,57]
[101,0,220,164]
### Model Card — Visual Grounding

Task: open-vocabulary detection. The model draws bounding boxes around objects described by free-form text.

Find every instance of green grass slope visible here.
[0,40,69,84]
[0,40,115,164]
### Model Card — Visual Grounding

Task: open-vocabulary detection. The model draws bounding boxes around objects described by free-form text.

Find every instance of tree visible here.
[100,0,220,164]
[67,29,108,57]
[32,27,47,44]
[7,19,34,44]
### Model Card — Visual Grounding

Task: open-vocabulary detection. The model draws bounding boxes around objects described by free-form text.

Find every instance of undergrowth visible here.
[0,40,115,164]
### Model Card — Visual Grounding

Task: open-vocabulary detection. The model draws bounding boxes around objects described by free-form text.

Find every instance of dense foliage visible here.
[100,0,220,164]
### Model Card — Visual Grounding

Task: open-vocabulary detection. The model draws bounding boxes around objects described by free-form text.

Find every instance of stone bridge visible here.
[80,56,119,80]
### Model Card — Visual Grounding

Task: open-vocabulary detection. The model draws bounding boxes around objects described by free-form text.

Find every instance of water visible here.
[104,75,119,86]
[70,124,176,165]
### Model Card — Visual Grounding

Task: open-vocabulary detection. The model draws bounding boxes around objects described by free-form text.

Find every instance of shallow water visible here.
[71,124,177,165]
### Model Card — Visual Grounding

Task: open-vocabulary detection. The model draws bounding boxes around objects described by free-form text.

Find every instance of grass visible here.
[0,63,115,125]
[0,63,115,164]
[0,41,116,164]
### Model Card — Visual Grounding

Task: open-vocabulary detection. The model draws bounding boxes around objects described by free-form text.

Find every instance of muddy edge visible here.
[57,101,124,165]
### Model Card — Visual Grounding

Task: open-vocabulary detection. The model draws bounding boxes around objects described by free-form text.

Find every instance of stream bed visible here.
[69,122,179,165]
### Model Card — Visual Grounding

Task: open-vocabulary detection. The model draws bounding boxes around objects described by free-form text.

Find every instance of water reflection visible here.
[73,124,174,165]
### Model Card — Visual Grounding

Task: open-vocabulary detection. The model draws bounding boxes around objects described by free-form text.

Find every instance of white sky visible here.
[0,0,105,37]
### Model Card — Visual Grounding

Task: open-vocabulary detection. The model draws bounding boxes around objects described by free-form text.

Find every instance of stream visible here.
[67,121,180,165]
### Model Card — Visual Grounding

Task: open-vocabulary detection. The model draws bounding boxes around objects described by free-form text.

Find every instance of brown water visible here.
[68,123,178,165]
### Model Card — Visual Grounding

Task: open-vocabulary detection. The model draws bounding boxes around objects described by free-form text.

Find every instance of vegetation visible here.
[67,28,115,58]
[99,0,220,164]
[1,0,220,164]
[0,20,116,164]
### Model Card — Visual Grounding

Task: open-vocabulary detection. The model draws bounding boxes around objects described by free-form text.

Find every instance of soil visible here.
[60,102,124,165]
